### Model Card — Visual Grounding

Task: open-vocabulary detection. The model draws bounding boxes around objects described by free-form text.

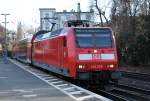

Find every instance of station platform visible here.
[0,59,76,101]
[0,59,112,101]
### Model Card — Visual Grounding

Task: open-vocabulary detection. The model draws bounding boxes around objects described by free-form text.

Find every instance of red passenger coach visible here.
[32,27,118,81]
[13,31,49,64]
[14,36,32,63]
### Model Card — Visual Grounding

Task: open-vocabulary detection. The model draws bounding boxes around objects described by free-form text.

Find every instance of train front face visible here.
[74,28,118,81]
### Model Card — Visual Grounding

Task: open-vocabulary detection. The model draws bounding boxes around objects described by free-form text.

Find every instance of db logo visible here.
[92,54,100,59]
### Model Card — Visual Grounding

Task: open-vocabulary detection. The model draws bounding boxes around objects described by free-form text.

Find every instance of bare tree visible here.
[149,1,150,15]
[89,0,109,26]
[101,11,109,25]
[95,0,103,26]
[140,0,150,15]
[110,0,144,34]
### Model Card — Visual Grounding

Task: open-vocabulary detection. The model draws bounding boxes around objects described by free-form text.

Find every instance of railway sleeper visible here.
[111,87,150,101]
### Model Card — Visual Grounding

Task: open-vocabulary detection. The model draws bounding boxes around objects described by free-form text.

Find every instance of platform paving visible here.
[0,59,75,101]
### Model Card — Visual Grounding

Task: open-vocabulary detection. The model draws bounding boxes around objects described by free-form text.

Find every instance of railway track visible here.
[109,88,149,101]
[108,82,150,101]
[86,81,150,101]
[118,71,150,82]
[117,70,150,91]
[90,88,128,101]
[113,82,150,96]
[87,70,150,101]
[101,71,150,101]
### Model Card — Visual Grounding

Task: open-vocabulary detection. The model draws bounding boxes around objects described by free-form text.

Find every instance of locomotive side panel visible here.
[43,36,69,76]
[32,31,70,77]
[32,41,44,65]
[43,37,60,66]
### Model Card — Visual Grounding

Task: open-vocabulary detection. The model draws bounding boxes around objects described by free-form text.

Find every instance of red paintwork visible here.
[32,36,67,68]
[32,27,118,78]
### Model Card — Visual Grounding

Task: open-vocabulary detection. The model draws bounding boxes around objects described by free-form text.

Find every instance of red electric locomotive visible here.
[31,27,118,82]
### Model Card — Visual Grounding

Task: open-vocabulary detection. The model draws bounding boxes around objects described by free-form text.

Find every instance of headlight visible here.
[79,65,83,69]
[78,65,86,69]
[110,64,114,68]
[107,64,114,68]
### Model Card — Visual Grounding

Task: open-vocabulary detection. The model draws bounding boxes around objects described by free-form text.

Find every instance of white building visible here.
[39,7,94,31]
[55,11,94,29]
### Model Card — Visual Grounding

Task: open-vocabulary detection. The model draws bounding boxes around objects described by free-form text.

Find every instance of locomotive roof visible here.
[34,28,70,41]
[34,27,112,41]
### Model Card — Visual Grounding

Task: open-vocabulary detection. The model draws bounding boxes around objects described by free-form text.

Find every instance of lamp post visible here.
[1,13,10,63]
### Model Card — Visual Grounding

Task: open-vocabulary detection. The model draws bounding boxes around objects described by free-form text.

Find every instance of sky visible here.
[0,0,110,31]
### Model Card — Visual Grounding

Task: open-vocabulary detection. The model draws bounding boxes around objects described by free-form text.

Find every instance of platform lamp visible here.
[1,13,10,64]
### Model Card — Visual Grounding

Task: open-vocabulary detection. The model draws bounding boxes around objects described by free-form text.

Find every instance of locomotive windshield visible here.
[75,28,112,48]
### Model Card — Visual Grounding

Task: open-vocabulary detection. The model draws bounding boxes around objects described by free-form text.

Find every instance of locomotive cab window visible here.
[75,28,112,48]
[42,32,51,39]
[35,34,43,40]
[76,34,93,47]
[95,34,112,48]
[50,29,62,37]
